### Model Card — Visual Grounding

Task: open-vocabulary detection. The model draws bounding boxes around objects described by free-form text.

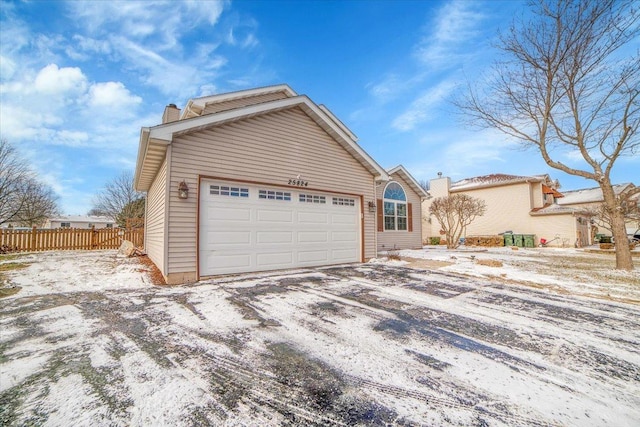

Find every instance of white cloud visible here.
[67,1,226,49]
[88,82,142,108]
[34,64,88,95]
[53,130,90,147]
[0,54,17,79]
[414,0,486,69]
[392,79,457,131]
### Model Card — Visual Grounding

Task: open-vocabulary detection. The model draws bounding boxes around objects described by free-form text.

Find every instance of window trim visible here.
[382,181,408,231]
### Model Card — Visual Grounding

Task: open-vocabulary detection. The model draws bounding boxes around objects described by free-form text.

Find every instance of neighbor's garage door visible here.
[199,180,361,276]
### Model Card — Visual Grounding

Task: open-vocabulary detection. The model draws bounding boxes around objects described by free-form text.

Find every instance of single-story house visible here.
[376,165,429,251]
[134,84,424,284]
[422,173,591,247]
[556,183,640,237]
[46,215,115,229]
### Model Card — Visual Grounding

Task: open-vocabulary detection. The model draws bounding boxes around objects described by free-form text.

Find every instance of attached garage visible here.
[199,180,361,275]
[134,84,389,284]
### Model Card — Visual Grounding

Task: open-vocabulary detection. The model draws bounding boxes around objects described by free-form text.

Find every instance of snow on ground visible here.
[1,249,639,426]
[390,245,640,302]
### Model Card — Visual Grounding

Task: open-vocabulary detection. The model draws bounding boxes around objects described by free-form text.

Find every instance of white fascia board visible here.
[134,127,150,191]
[387,165,430,198]
[189,84,297,111]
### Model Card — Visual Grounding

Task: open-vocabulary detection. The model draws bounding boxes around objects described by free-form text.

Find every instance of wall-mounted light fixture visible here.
[178,180,189,199]
[368,201,377,213]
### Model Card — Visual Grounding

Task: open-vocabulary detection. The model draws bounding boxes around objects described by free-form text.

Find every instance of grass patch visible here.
[0,262,30,272]
[0,262,29,298]
[476,259,504,267]
[0,254,22,262]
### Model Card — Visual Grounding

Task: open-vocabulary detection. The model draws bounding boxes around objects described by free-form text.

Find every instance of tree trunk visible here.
[601,181,634,270]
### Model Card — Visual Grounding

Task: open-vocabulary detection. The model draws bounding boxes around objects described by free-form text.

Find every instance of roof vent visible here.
[437,172,443,178]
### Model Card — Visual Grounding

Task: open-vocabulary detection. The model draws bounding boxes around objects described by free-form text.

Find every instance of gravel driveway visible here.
[1,251,639,426]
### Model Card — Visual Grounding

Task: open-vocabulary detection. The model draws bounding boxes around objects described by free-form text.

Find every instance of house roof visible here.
[49,215,115,223]
[134,90,389,191]
[451,173,549,192]
[181,84,297,119]
[542,184,564,198]
[529,204,581,216]
[386,165,430,199]
[557,183,633,205]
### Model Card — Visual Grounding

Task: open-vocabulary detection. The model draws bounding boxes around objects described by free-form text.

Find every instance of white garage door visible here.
[199,180,361,276]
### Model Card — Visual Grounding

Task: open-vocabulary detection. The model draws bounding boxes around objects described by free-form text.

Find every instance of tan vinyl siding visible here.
[527,214,578,247]
[167,107,376,275]
[456,183,534,237]
[376,174,423,251]
[202,92,290,115]
[145,158,167,275]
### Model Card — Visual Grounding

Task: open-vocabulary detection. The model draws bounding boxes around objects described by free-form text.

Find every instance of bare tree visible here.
[460,0,639,269]
[580,189,640,236]
[14,178,60,227]
[429,194,486,249]
[0,139,59,227]
[91,171,145,227]
[0,139,30,225]
[418,179,430,192]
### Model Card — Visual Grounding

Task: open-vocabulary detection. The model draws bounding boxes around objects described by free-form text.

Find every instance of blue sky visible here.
[1,0,638,215]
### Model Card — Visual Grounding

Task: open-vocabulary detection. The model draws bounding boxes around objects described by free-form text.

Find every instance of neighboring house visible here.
[376,165,429,251]
[422,173,591,247]
[557,183,640,236]
[45,215,116,229]
[134,84,392,284]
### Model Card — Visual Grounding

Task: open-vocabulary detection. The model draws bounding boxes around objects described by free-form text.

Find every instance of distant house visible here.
[376,165,429,251]
[557,183,640,236]
[45,215,116,229]
[422,173,591,247]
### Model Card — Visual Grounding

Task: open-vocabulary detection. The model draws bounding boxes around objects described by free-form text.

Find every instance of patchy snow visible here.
[1,249,639,426]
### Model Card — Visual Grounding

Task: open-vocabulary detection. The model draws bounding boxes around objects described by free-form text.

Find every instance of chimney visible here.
[430,174,451,198]
[162,104,181,124]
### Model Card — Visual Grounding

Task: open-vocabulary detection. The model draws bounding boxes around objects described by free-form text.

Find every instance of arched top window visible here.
[383,182,408,231]
[383,182,406,201]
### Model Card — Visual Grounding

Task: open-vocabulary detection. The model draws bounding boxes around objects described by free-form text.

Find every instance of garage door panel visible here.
[331,231,358,242]
[205,253,252,270]
[256,231,294,244]
[332,213,357,225]
[200,180,361,276]
[298,231,329,243]
[298,250,329,263]
[206,205,252,221]
[206,231,251,246]
[256,209,294,223]
[257,252,294,267]
[298,212,329,224]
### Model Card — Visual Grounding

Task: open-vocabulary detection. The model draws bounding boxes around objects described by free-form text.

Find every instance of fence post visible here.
[91,226,96,249]
[31,226,37,251]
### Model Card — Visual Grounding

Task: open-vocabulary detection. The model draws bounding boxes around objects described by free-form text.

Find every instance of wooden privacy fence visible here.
[0,227,144,253]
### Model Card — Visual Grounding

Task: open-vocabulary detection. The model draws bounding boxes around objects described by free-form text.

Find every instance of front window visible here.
[383,182,407,231]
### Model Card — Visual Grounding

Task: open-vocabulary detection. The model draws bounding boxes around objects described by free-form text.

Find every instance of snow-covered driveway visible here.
[1,250,639,426]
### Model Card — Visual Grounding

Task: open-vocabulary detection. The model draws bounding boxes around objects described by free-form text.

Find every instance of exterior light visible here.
[368,201,376,212]
[178,181,189,199]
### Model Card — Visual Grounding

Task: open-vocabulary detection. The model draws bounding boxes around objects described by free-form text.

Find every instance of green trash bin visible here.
[504,233,514,246]
[523,234,535,248]
[513,234,524,247]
